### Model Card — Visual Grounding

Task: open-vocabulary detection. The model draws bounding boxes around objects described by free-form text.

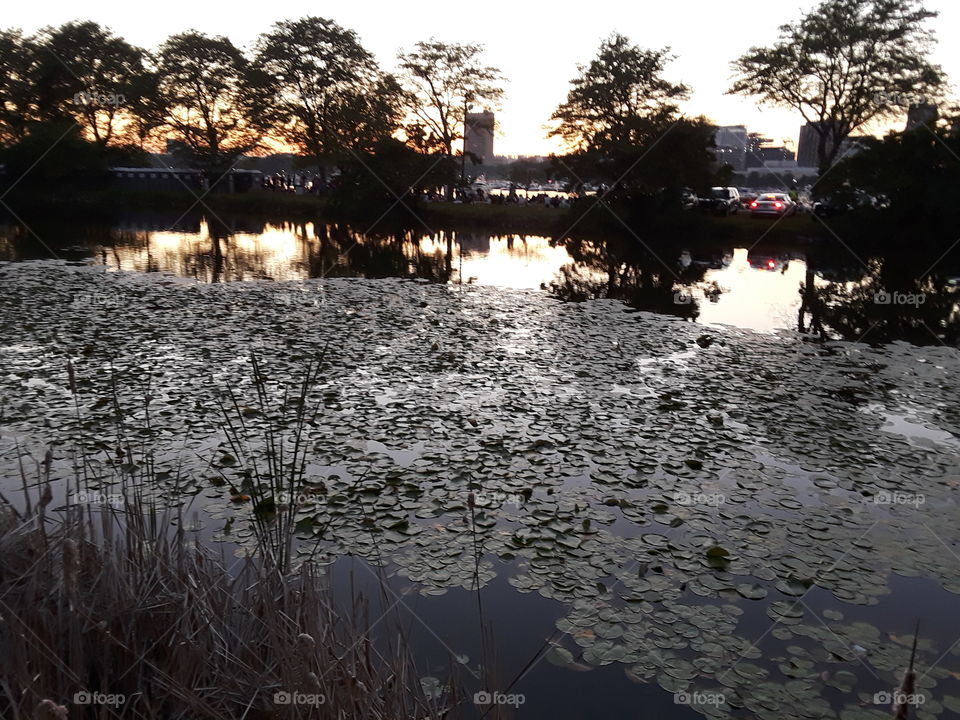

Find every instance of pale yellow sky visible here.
[8,0,958,155]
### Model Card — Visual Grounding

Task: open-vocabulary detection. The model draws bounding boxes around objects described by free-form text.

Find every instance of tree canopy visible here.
[548,34,715,195]
[549,34,689,153]
[157,31,269,172]
[729,0,945,170]
[255,17,403,168]
[397,39,503,157]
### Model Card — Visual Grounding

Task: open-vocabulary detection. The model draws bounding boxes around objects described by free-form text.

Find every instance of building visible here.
[905,102,938,130]
[756,146,795,163]
[796,122,822,168]
[110,167,262,193]
[713,125,748,170]
[464,111,495,164]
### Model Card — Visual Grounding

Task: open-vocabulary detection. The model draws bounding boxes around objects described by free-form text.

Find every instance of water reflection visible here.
[1,215,958,345]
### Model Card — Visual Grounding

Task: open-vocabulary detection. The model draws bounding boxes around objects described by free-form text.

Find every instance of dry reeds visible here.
[0,355,456,719]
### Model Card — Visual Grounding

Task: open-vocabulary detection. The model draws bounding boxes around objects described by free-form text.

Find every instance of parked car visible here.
[739,189,758,208]
[748,255,786,271]
[813,197,847,217]
[749,193,795,217]
[813,190,890,216]
[700,187,741,216]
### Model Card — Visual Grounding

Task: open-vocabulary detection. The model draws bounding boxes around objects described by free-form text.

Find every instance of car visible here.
[748,255,786,271]
[749,193,795,217]
[700,187,741,216]
[813,190,889,216]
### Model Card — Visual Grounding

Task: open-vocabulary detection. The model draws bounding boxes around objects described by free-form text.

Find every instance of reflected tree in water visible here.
[805,254,960,345]
[544,237,707,321]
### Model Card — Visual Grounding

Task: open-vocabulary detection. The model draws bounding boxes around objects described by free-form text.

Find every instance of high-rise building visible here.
[798,122,867,168]
[464,111,495,164]
[796,122,822,168]
[905,102,938,130]
[713,125,748,170]
[744,132,773,168]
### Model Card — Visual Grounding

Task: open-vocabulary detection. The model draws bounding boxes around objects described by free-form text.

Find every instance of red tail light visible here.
[750,202,758,208]
[774,202,783,208]
[767,260,776,268]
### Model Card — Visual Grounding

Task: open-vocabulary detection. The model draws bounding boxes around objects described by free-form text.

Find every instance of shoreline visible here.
[0,188,831,245]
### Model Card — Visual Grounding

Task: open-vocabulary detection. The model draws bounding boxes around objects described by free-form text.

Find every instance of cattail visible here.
[0,506,17,534]
[66,360,76,394]
[297,632,316,651]
[467,492,475,510]
[63,538,79,594]
[35,699,68,720]
[893,621,920,719]
[305,670,322,691]
[40,481,53,508]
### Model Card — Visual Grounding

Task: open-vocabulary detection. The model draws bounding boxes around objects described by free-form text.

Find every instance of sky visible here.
[6,0,959,156]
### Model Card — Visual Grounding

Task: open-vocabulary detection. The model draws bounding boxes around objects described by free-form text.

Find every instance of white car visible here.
[749,193,795,217]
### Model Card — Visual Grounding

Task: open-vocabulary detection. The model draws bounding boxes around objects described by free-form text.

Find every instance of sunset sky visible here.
[7,0,959,156]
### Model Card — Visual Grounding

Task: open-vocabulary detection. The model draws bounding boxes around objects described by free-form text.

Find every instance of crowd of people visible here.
[259,172,573,208]
[420,186,572,208]
[260,171,332,194]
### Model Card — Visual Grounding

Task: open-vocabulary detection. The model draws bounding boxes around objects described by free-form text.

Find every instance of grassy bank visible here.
[3,187,832,245]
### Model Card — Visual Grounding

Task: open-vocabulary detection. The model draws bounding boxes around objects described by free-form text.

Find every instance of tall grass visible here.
[0,356,457,719]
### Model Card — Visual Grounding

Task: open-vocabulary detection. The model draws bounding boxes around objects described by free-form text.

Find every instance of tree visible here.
[34,21,147,146]
[0,29,37,144]
[125,66,168,151]
[817,117,960,234]
[255,17,402,173]
[397,39,503,158]
[157,31,267,173]
[550,34,688,152]
[548,34,715,195]
[0,122,108,193]
[729,0,945,171]
[328,137,455,218]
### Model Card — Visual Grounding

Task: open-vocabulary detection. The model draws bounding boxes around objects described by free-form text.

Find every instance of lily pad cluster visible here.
[2,260,960,718]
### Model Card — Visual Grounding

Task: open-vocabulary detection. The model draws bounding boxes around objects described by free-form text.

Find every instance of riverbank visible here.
[2,188,827,245]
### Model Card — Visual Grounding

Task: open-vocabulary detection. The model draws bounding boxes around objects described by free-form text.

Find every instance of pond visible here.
[1,258,960,719]
[2,215,958,345]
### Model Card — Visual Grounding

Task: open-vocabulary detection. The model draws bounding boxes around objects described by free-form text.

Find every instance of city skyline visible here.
[5,0,958,156]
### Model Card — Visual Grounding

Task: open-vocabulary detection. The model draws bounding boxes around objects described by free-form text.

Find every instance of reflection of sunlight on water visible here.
[416,233,572,289]
[103,220,315,281]
[695,248,821,333]
[861,403,960,450]
[456,236,571,289]
[232,226,301,272]
[14,220,831,332]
